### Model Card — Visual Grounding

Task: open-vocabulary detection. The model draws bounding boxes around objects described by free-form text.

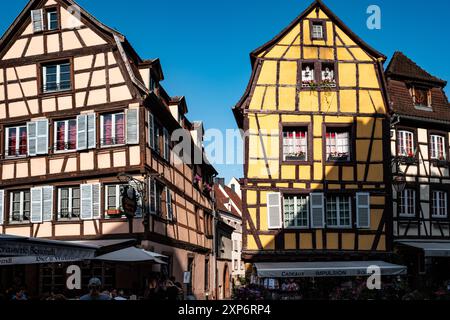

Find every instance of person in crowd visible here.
[80,278,111,301]
[111,289,127,301]
[170,277,184,300]
[11,288,28,300]
[144,278,158,300]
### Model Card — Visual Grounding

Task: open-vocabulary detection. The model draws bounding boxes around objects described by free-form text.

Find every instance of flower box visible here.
[398,156,417,165]
[285,153,306,161]
[434,159,449,168]
[106,209,123,216]
[328,152,349,161]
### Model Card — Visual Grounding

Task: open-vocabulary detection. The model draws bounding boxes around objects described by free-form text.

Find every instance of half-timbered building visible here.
[233,0,404,287]
[386,52,450,286]
[0,0,217,299]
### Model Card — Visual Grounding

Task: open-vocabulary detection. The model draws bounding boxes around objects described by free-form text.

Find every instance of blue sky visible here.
[1,0,449,182]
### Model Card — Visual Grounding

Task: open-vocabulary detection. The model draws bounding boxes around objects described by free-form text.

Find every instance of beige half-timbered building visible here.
[0,0,217,299]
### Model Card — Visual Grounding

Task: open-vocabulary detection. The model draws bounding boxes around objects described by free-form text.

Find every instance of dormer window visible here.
[311,21,326,40]
[410,86,432,109]
[46,8,58,31]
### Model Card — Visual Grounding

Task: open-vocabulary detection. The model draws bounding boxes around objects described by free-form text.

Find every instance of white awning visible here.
[93,247,167,264]
[397,241,450,257]
[255,261,407,278]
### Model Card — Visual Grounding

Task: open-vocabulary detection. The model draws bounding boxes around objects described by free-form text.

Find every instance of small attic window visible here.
[410,86,432,109]
[31,7,60,33]
[311,20,326,40]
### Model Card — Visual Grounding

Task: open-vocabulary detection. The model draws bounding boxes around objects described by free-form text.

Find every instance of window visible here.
[430,135,446,160]
[42,61,71,93]
[302,63,315,85]
[5,126,27,157]
[234,260,239,271]
[326,195,351,228]
[9,190,31,223]
[399,189,416,217]
[326,129,351,161]
[283,195,309,228]
[432,190,448,218]
[101,113,125,146]
[58,187,80,220]
[321,63,336,86]
[411,86,431,108]
[105,185,126,218]
[46,8,58,31]
[311,22,324,39]
[149,180,165,216]
[54,119,77,152]
[397,130,415,157]
[282,128,308,161]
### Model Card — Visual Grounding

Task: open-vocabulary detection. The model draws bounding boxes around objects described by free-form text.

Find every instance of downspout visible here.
[211,185,219,300]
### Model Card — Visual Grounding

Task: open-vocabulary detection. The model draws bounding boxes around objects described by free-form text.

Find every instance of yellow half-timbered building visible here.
[233,0,400,280]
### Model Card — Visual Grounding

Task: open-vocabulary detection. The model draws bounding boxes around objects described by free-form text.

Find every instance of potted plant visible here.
[328,152,349,161]
[435,155,448,167]
[285,151,306,161]
[193,174,202,185]
[302,80,315,88]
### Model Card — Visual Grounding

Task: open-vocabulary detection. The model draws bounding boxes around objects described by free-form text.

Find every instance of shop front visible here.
[240,261,407,300]
[0,235,166,300]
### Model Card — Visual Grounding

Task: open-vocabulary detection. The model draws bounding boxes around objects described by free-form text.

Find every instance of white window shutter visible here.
[126,109,139,145]
[27,121,37,156]
[87,114,96,149]
[77,115,88,150]
[80,184,93,220]
[31,9,44,33]
[149,113,155,149]
[42,186,53,222]
[266,192,282,229]
[163,128,170,161]
[310,193,325,228]
[0,190,4,226]
[356,193,371,228]
[31,187,43,224]
[92,184,101,219]
[36,119,49,155]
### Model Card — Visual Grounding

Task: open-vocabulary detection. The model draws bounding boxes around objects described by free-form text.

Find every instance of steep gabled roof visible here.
[386,51,447,86]
[251,0,386,64]
[214,184,242,220]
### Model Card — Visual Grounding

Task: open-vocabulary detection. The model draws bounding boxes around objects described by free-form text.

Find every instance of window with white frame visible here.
[54,119,77,152]
[282,128,308,161]
[101,113,125,146]
[284,195,309,228]
[5,126,27,157]
[397,130,415,157]
[326,129,350,161]
[42,61,71,93]
[311,22,324,39]
[302,63,315,84]
[58,187,80,220]
[411,86,431,108]
[46,8,58,31]
[399,189,416,217]
[432,190,447,218]
[430,135,446,160]
[105,185,126,218]
[9,190,31,223]
[326,195,351,228]
[321,63,336,85]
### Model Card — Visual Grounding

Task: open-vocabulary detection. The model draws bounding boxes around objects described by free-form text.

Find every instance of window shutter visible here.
[266,193,282,229]
[77,115,88,150]
[163,128,170,161]
[166,187,173,221]
[126,109,139,145]
[36,119,49,155]
[310,193,325,228]
[129,181,142,217]
[42,186,53,222]
[27,121,37,156]
[87,114,96,149]
[31,187,43,224]
[149,113,155,149]
[31,9,44,33]
[356,193,371,228]
[0,190,4,226]
[149,178,156,214]
[80,184,93,220]
[92,184,101,219]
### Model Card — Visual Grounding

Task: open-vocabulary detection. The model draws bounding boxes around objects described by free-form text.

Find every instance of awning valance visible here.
[255,261,407,278]
[396,241,450,257]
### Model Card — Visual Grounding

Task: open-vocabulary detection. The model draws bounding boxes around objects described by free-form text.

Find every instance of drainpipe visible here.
[211,185,218,300]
